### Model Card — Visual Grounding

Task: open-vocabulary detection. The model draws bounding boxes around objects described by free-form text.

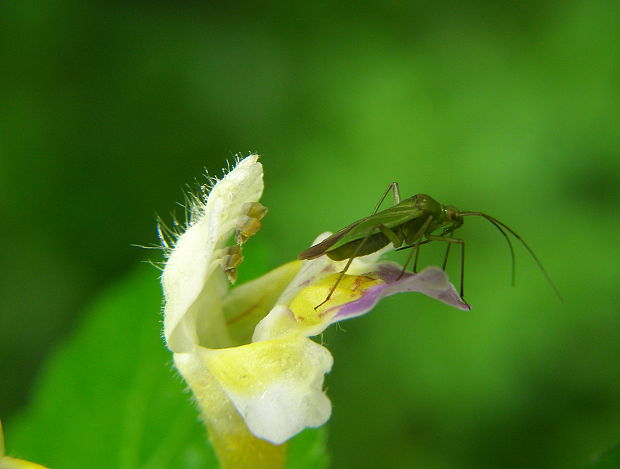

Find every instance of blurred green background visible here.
[2,0,620,468]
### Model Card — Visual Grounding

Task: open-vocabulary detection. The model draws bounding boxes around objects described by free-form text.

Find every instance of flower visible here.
[161,155,469,469]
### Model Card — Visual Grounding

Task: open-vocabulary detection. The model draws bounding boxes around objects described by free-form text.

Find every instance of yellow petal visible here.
[176,335,332,447]
[223,261,302,345]
[203,335,332,445]
[289,273,383,326]
[174,352,286,469]
[254,273,383,340]
[0,422,49,469]
[0,457,49,469]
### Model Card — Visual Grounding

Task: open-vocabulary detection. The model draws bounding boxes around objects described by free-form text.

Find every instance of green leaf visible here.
[587,444,620,469]
[6,266,218,468]
[6,265,329,469]
[286,428,329,469]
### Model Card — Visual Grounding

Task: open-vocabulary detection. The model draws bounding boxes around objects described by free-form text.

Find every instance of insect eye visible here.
[445,206,461,221]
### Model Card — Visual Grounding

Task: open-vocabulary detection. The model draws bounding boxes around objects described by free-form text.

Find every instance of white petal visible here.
[223,261,302,345]
[162,155,264,352]
[200,336,333,444]
[252,305,299,342]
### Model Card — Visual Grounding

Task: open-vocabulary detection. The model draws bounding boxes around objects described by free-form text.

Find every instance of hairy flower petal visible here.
[163,155,264,351]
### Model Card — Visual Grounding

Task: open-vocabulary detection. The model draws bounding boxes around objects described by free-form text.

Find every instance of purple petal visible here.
[333,264,471,323]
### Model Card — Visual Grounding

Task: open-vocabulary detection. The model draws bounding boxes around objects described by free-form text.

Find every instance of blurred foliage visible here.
[5,267,219,468]
[587,444,620,469]
[1,0,619,468]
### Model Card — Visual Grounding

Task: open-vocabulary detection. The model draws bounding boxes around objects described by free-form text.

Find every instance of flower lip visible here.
[330,263,471,322]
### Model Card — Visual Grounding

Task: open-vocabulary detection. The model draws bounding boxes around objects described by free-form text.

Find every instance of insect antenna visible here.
[460,212,562,301]
[480,216,516,286]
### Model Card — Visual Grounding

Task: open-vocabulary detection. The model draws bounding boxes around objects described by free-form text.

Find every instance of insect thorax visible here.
[399,194,455,243]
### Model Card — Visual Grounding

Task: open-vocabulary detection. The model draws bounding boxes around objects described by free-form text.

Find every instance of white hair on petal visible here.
[155,153,257,258]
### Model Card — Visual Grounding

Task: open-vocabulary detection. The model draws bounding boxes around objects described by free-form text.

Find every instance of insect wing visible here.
[298,206,423,259]
[297,219,365,259]
[326,207,420,250]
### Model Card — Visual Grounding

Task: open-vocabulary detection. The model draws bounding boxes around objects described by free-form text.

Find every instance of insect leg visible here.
[397,216,433,280]
[377,223,403,248]
[395,239,432,251]
[315,225,390,310]
[315,243,369,310]
[395,238,432,271]
[427,235,465,299]
[372,182,401,214]
[398,242,420,280]
[413,241,422,272]
[435,222,462,271]
[442,243,451,270]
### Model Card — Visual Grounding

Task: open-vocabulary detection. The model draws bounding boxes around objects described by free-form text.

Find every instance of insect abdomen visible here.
[326,232,390,261]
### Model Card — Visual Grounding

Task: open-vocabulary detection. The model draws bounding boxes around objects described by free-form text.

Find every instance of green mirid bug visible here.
[298,183,560,309]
